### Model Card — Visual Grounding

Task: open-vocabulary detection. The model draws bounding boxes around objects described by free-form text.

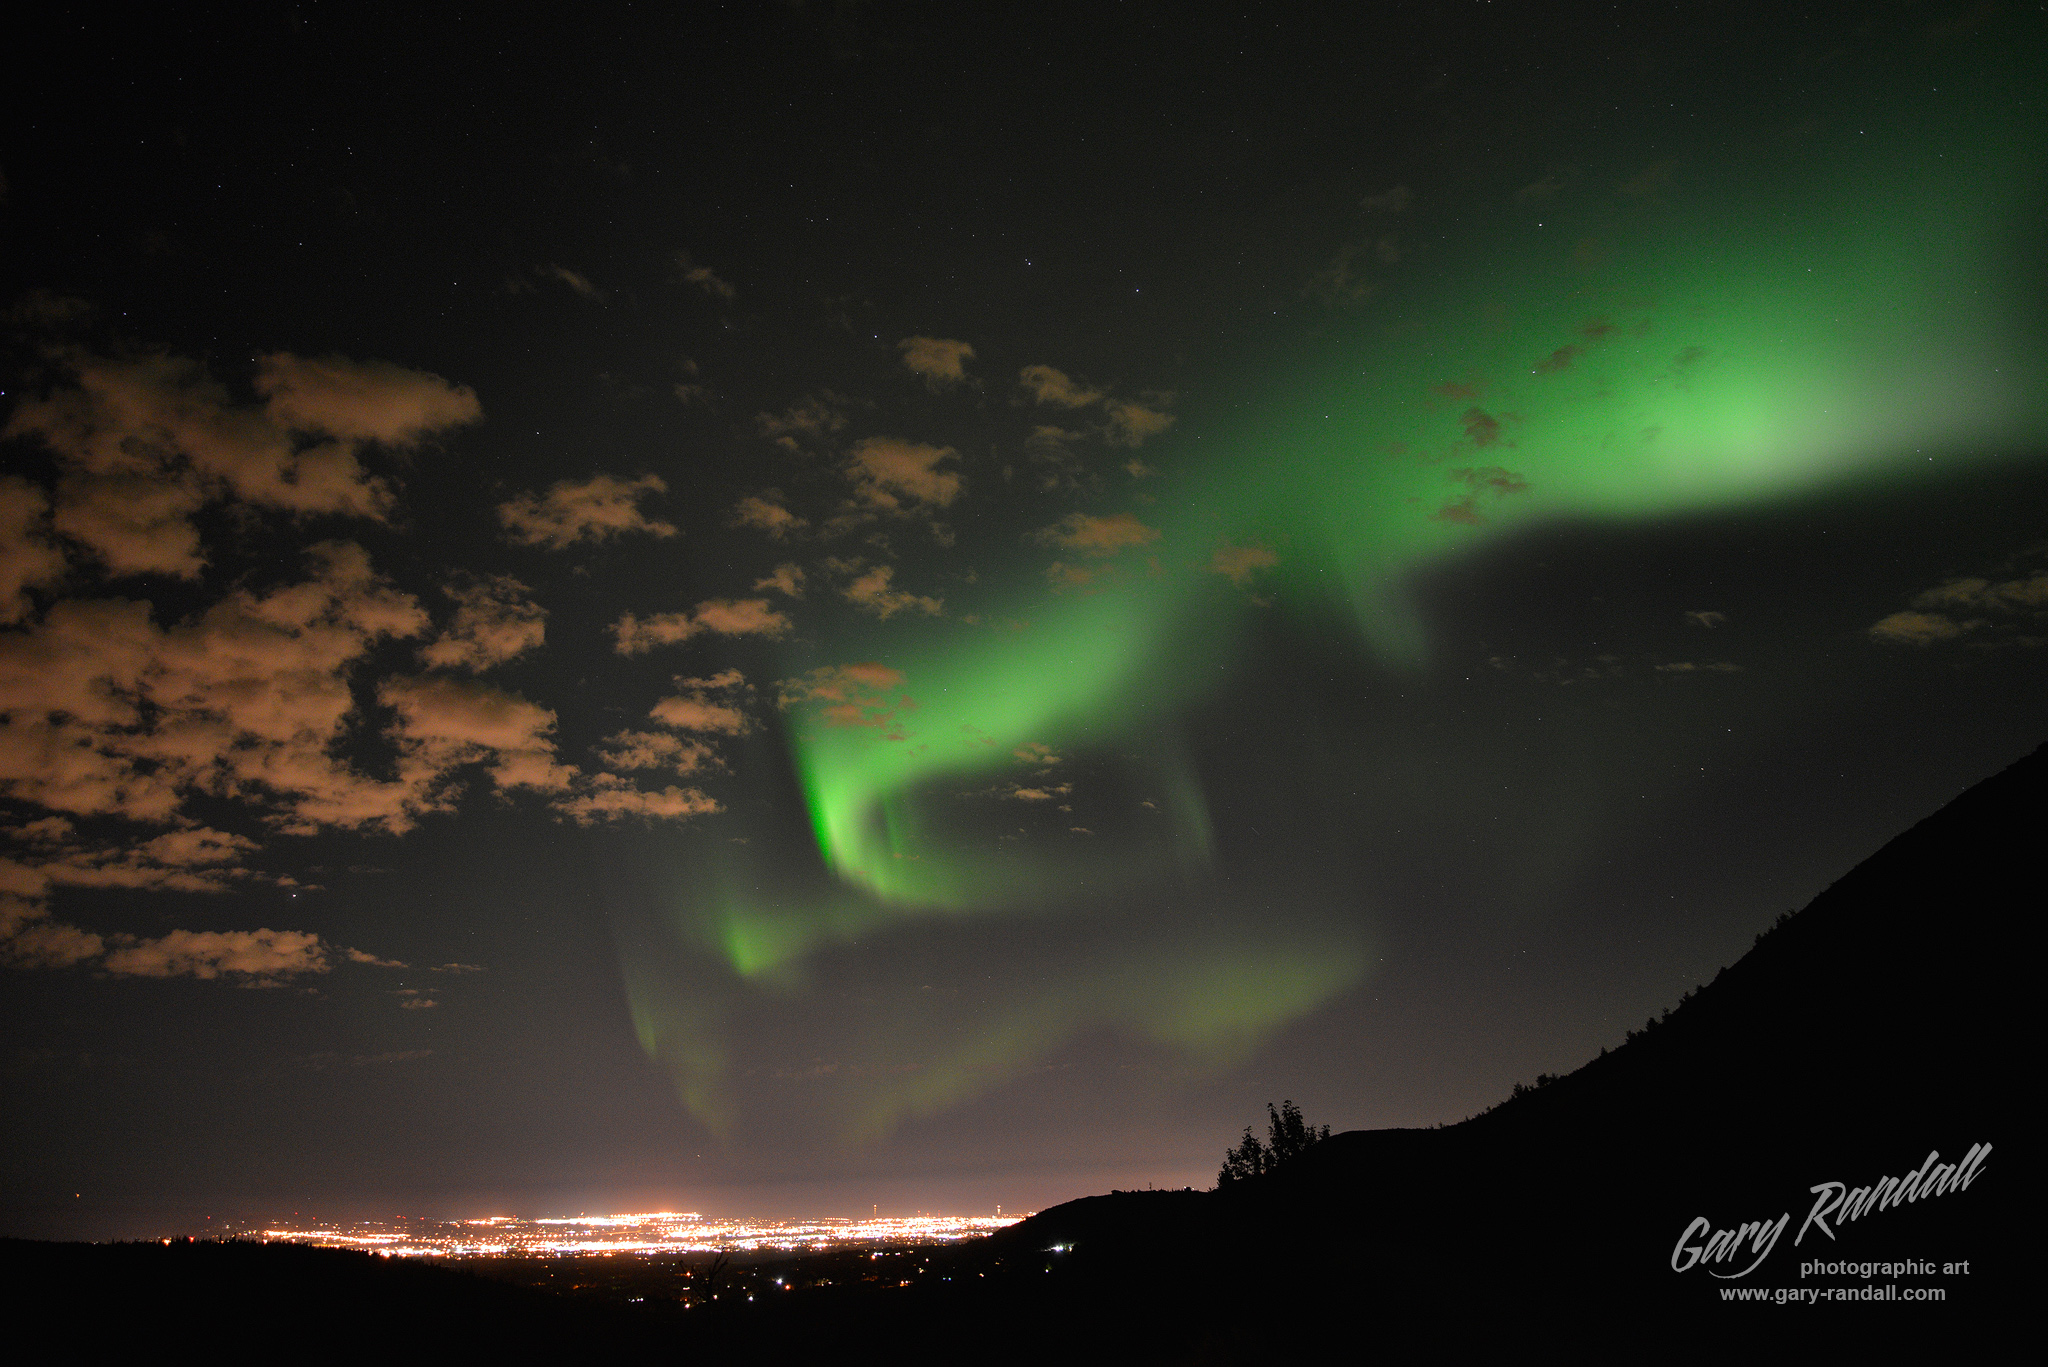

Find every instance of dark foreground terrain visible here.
[5,744,2029,1359]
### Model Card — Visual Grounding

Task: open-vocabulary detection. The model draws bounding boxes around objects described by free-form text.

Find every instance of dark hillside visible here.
[979,741,2033,1353]
[0,1237,680,1355]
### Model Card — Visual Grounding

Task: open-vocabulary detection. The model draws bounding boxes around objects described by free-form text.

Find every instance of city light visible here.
[240,1210,1025,1259]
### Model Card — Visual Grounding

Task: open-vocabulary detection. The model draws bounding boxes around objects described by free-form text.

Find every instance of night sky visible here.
[3,2,2043,1236]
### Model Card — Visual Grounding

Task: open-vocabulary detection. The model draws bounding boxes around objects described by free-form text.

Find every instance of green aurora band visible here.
[639,83,2047,1136]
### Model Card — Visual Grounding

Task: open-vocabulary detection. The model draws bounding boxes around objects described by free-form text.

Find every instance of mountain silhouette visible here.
[7,744,2025,1359]
[980,740,2030,1354]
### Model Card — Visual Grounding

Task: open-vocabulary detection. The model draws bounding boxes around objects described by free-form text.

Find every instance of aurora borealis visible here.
[3,3,2044,1233]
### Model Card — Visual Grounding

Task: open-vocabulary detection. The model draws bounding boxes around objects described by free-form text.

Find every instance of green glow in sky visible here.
[781,136,2043,921]
[640,94,2045,1136]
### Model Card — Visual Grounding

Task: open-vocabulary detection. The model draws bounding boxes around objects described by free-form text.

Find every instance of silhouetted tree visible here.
[1218,1100,1331,1185]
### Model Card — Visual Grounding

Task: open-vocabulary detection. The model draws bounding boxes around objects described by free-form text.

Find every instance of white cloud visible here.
[497,474,676,550]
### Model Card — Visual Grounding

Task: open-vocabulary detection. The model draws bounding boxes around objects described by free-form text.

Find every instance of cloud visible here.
[779,662,902,703]
[1020,426,1086,492]
[3,345,481,576]
[0,541,455,832]
[0,894,105,969]
[1104,399,1175,448]
[1868,563,2048,647]
[1868,610,1974,646]
[1017,365,1105,409]
[1210,542,1278,586]
[1303,242,1380,306]
[898,337,975,389]
[253,353,482,446]
[777,663,911,732]
[676,250,736,300]
[1685,610,1728,628]
[541,265,605,302]
[22,826,264,896]
[648,670,752,736]
[497,473,676,550]
[1449,466,1529,496]
[101,927,331,982]
[593,730,720,775]
[1013,742,1059,765]
[840,564,943,619]
[610,598,791,654]
[649,696,749,735]
[1432,499,1482,525]
[845,437,962,512]
[754,563,806,597]
[379,675,576,801]
[1533,345,1581,375]
[552,773,721,825]
[1654,661,1743,673]
[344,947,407,968]
[1032,511,1160,556]
[1434,465,1529,524]
[756,395,847,449]
[1045,562,1100,591]
[1910,572,2048,612]
[1461,407,1507,447]
[419,574,546,671]
[0,477,66,623]
[1007,784,1072,801]
[730,492,808,540]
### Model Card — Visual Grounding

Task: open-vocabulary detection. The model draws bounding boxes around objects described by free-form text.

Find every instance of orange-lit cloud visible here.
[898,336,976,389]
[1032,511,1161,556]
[610,599,792,654]
[497,473,676,550]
